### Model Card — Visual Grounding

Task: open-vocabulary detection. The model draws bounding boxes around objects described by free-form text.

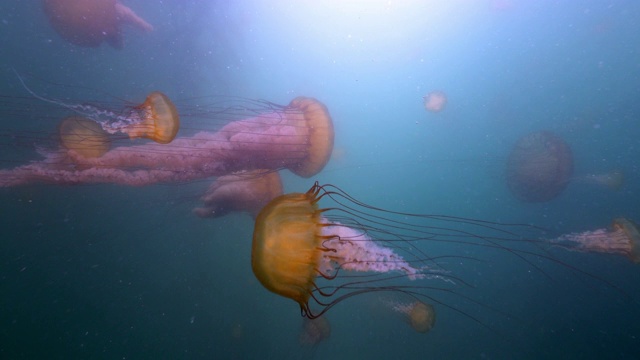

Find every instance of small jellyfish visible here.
[423,91,448,113]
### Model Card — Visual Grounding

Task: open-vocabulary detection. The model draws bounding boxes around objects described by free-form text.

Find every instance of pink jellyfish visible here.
[193,170,283,219]
[43,0,154,49]
[552,218,640,263]
[423,91,448,113]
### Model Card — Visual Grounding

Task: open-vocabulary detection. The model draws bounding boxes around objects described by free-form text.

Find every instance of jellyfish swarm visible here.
[553,218,640,263]
[0,89,333,187]
[389,300,436,333]
[43,0,153,49]
[423,91,447,113]
[193,170,283,219]
[506,131,573,202]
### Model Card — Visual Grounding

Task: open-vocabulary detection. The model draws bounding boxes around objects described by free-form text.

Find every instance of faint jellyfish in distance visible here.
[423,91,448,113]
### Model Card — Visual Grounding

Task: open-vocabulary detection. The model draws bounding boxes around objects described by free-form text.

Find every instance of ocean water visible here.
[1,1,639,359]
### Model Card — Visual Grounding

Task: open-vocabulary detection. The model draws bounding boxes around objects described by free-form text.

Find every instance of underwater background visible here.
[1,1,639,359]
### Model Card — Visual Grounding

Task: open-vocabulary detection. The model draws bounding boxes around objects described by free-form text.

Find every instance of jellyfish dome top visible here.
[408,301,436,333]
[506,131,573,202]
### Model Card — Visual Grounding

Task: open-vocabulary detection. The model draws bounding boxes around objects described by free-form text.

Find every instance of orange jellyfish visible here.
[43,0,154,49]
[552,218,640,263]
[0,91,332,186]
[58,116,110,158]
[299,316,331,346]
[193,171,283,219]
[423,91,448,113]
[389,300,436,333]
[506,131,573,202]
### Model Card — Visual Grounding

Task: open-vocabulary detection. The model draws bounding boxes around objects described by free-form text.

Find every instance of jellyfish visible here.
[0,92,333,187]
[423,91,447,113]
[506,131,573,202]
[389,300,436,333]
[552,218,640,263]
[43,0,154,49]
[299,316,331,346]
[58,116,110,158]
[193,170,283,219]
[250,181,598,323]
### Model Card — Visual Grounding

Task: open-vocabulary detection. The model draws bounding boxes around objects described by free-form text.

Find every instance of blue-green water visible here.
[1,1,639,359]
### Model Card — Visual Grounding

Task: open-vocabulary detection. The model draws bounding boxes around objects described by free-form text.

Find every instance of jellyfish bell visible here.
[423,91,448,113]
[553,218,640,263]
[193,170,283,219]
[111,91,180,144]
[58,116,110,158]
[506,131,573,202]
[43,0,153,49]
[409,301,436,333]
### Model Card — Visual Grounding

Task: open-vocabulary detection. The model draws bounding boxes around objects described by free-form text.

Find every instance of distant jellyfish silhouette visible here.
[193,171,283,219]
[506,131,573,202]
[299,316,331,346]
[43,0,153,49]
[552,218,640,263]
[423,91,447,113]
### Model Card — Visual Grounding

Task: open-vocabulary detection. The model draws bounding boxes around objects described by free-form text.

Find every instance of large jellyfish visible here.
[250,182,592,322]
[0,91,334,186]
[43,0,154,49]
[552,218,640,263]
[506,131,574,202]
